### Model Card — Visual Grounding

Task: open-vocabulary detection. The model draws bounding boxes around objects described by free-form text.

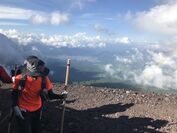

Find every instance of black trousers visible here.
[16,108,41,133]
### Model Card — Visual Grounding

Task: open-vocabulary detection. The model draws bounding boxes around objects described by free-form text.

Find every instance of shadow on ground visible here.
[42,101,168,133]
[0,87,169,133]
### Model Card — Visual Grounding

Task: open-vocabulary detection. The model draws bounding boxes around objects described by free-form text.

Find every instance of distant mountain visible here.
[0,33,24,66]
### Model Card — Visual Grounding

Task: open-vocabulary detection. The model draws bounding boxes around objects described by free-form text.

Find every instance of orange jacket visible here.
[12,74,52,112]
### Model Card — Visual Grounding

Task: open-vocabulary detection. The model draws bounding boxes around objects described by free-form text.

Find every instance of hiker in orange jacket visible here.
[0,65,12,86]
[12,56,67,133]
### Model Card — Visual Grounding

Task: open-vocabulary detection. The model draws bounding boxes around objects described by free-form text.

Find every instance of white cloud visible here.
[150,52,176,67]
[0,29,19,38]
[0,5,70,25]
[115,37,131,44]
[32,46,39,51]
[66,56,98,62]
[0,29,35,45]
[70,0,96,9]
[0,29,151,49]
[115,56,132,64]
[132,47,177,89]
[109,45,177,89]
[94,24,109,33]
[30,14,48,24]
[131,1,177,36]
[134,64,177,89]
[104,64,116,76]
[94,24,114,35]
[50,11,69,25]
[0,29,108,48]
[0,5,34,20]
[135,65,164,88]
[131,48,144,61]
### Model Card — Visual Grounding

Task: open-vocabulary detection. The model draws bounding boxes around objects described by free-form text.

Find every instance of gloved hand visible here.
[48,90,68,100]
[12,76,15,83]
[13,106,24,120]
[61,91,68,99]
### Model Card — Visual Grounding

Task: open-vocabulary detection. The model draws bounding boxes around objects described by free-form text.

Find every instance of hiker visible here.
[0,65,12,86]
[11,56,67,133]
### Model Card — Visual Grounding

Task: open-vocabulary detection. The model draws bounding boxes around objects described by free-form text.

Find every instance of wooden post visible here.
[60,59,71,133]
[64,59,71,87]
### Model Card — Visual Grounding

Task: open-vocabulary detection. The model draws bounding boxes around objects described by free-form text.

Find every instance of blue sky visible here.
[0,0,174,42]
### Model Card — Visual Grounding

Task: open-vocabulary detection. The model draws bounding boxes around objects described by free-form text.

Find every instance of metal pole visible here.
[60,59,71,133]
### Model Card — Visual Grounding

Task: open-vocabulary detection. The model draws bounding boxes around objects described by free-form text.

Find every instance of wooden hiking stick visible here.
[60,59,71,133]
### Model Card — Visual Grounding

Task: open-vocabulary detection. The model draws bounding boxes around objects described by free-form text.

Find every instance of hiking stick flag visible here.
[60,59,71,133]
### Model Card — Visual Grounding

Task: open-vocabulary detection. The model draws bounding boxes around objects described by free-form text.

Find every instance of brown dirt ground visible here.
[1,83,177,133]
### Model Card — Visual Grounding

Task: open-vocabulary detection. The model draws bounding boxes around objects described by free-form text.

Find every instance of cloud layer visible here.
[0,6,69,25]
[1,29,177,89]
[107,46,177,89]
[0,29,132,47]
[131,1,177,36]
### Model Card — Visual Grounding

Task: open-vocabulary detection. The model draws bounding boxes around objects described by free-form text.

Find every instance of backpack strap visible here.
[41,76,46,90]
[17,74,27,91]
[40,76,49,102]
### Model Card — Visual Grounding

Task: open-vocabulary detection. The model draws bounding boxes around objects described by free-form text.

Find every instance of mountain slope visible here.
[0,33,23,65]
[0,84,177,133]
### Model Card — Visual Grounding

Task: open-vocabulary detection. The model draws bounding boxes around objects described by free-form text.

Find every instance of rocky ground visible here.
[1,83,177,133]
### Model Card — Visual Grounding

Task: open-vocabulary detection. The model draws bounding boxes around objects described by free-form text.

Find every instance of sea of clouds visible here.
[1,29,177,90]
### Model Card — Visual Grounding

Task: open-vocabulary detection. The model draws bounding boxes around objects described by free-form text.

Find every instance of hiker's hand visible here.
[61,91,68,99]
[12,76,15,83]
[14,106,24,120]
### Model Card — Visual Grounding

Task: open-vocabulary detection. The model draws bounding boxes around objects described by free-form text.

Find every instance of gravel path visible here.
[1,84,177,133]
